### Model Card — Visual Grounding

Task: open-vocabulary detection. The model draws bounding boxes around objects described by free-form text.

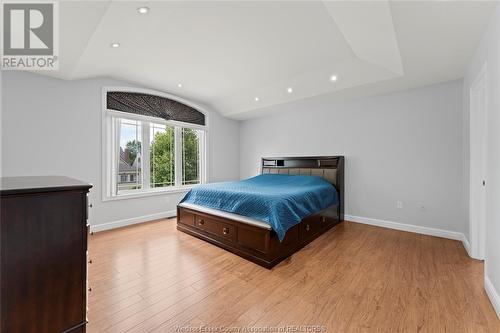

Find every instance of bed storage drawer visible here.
[300,216,322,241]
[194,215,237,242]
[237,225,269,253]
[319,215,331,229]
[178,209,195,226]
[177,205,342,269]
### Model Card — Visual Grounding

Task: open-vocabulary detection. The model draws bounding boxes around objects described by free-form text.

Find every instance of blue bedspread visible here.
[180,174,338,241]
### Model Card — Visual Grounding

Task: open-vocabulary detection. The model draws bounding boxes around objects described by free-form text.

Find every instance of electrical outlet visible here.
[397,201,403,209]
[420,205,426,212]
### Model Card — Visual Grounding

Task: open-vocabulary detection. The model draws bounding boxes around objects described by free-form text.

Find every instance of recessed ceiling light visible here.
[137,7,149,14]
[287,87,293,94]
[254,97,260,102]
[177,83,183,88]
[110,42,120,48]
[330,74,338,82]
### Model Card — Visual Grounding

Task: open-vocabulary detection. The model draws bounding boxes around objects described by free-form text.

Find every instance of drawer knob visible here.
[198,219,204,225]
[222,227,229,235]
[321,216,326,223]
[306,224,310,231]
[88,259,92,264]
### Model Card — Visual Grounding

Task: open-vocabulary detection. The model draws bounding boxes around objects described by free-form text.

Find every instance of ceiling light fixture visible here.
[330,74,338,82]
[177,83,183,88]
[254,97,260,102]
[287,87,293,94]
[110,42,120,48]
[137,7,149,14]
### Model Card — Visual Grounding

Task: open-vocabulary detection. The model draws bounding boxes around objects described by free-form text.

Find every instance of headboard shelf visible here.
[261,156,344,221]
[262,156,341,168]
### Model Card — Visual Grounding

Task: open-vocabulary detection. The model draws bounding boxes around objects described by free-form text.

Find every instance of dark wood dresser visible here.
[0,176,92,333]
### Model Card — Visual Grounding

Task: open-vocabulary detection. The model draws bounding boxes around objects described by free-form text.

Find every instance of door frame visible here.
[469,62,488,261]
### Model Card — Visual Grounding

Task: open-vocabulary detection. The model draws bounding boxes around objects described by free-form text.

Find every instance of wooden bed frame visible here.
[177,156,345,268]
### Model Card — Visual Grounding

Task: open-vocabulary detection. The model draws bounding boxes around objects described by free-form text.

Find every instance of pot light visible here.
[330,74,338,82]
[177,83,183,88]
[287,87,293,94]
[254,97,260,102]
[137,7,149,14]
[110,42,120,48]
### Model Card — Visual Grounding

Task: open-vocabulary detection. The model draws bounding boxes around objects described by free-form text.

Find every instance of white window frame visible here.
[102,87,209,201]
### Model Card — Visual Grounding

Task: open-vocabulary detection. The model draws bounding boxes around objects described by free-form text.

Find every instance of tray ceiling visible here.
[34,1,497,119]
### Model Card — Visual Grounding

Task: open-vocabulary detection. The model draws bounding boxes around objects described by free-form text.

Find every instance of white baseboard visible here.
[345,214,464,241]
[90,210,177,233]
[91,211,471,252]
[485,276,500,319]
[461,234,471,257]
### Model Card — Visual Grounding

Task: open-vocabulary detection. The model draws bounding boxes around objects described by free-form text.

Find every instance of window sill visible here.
[102,186,195,202]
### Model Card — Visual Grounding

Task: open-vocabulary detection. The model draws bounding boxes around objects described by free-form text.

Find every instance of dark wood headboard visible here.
[261,156,344,221]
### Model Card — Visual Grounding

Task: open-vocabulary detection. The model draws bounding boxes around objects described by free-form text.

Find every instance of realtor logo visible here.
[2,2,58,70]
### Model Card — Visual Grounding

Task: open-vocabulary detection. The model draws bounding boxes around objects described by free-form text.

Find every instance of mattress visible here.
[178,202,272,230]
[179,174,338,241]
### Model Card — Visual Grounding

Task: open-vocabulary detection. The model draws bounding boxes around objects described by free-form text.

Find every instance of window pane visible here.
[117,119,142,193]
[182,128,201,185]
[150,123,175,188]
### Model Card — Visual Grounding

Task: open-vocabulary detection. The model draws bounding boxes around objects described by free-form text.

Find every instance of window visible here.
[150,123,175,188]
[103,88,207,200]
[117,119,142,193]
[182,128,202,185]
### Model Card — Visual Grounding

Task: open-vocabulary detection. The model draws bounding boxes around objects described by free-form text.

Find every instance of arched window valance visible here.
[106,91,205,126]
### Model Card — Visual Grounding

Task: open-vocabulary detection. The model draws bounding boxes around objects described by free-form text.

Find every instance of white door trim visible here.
[469,62,488,260]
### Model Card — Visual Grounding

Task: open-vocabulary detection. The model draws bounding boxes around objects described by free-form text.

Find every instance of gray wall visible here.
[463,4,500,313]
[240,80,466,234]
[1,71,240,228]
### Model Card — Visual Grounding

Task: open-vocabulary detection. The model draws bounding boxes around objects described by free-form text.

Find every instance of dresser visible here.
[0,176,92,333]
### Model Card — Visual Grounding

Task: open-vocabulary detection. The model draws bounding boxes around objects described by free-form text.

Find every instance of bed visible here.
[176,156,345,268]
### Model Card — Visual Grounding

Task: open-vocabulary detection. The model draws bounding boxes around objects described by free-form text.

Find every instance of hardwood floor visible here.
[87,219,499,333]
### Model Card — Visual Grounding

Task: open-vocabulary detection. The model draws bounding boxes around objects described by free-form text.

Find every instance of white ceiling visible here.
[38,0,497,119]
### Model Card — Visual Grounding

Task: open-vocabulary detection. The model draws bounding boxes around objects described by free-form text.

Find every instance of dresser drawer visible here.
[194,215,236,242]
[85,224,90,250]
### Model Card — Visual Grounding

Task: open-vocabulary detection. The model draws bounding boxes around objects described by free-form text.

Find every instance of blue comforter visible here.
[180,174,338,241]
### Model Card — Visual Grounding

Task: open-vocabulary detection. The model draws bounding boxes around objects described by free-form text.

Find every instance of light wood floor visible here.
[87,219,499,333]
